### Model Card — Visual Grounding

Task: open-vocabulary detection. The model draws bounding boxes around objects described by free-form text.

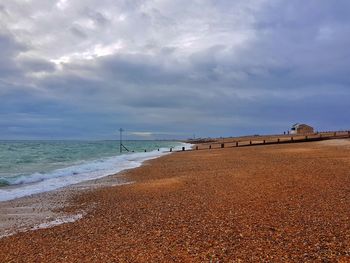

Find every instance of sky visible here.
[0,0,349,140]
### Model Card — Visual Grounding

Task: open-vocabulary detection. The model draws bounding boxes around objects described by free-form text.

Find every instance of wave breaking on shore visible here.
[0,143,192,202]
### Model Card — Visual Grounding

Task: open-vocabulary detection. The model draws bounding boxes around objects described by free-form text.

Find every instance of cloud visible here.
[0,33,27,80]
[0,0,349,139]
[18,57,56,73]
[130,132,153,138]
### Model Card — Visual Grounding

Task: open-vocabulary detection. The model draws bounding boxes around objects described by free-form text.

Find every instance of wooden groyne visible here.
[176,131,350,152]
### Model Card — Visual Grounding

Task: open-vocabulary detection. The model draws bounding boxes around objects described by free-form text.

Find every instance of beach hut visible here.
[290,123,314,134]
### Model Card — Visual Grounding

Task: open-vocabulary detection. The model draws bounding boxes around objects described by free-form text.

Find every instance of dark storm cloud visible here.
[0,0,349,139]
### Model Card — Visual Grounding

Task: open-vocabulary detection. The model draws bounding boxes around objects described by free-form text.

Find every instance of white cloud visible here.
[56,0,68,10]
[1,0,261,66]
[51,41,123,65]
[130,132,153,138]
[0,0,350,139]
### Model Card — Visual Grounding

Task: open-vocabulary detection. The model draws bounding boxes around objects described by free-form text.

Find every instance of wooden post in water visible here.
[119,128,124,153]
[236,141,238,147]
[209,145,211,149]
[119,128,131,153]
[277,138,280,143]
[182,147,185,151]
[196,146,198,150]
[263,140,265,144]
[170,148,172,152]
[221,143,224,148]
[249,141,252,145]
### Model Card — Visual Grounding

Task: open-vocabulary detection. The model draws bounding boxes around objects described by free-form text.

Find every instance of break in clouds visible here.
[0,0,350,139]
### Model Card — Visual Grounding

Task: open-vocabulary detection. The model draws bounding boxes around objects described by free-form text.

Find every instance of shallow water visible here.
[0,140,190,201]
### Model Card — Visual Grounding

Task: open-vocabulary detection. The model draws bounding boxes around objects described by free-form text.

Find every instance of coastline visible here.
[0,167,131,239]
[1,139,350,261]
[0,143,192,238]
[0,142,192,202]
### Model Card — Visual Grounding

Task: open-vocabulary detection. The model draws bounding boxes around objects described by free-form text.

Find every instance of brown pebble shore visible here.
[1,139,350,262]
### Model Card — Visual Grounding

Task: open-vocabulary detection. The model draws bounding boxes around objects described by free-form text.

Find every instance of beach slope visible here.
[1,139,350,262]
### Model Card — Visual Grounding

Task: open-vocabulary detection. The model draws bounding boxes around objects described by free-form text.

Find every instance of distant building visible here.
[290,123,314,134]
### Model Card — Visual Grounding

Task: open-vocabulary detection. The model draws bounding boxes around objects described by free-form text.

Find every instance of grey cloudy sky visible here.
[0,0,349,139]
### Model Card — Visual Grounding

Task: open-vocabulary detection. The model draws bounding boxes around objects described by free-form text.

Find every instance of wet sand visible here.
[1,139,350,262]
[0,172,130,238]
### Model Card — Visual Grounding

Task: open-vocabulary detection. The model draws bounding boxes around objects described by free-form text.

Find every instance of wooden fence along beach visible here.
[179,131,350,151]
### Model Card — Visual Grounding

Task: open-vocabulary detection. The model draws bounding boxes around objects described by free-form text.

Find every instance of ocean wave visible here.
[0,143,192,202]
[0,179,10,187]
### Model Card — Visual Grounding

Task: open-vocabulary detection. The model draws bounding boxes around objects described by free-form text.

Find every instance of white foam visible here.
[0,143,192,202]
[0,213,85,239]
[32,213,84,230]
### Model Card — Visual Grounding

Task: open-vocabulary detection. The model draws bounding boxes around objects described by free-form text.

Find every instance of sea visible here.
[0,140,191,202]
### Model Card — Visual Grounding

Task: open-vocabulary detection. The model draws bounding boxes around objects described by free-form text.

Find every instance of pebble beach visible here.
[1,139,350,262]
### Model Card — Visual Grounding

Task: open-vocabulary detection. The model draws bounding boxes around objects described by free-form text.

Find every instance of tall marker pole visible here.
[119,128,124,153]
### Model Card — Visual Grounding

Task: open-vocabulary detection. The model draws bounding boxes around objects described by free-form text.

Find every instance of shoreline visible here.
[0,143,192,238]
[0,168,131,238]
[1,139,350,261]
[0,142,193,203]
